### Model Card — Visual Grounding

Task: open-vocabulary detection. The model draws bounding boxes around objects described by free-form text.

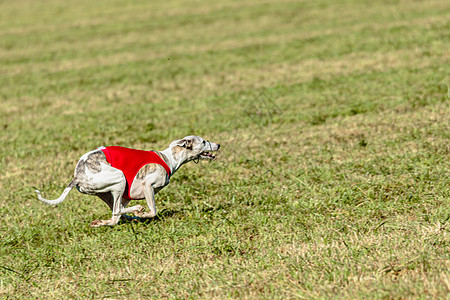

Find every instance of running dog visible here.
[35,135,220,227]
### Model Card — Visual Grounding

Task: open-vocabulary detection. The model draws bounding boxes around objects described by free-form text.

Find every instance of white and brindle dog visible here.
[35,135,220,227]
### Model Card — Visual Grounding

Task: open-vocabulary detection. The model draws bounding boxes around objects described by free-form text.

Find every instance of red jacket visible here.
[100,146,171,200]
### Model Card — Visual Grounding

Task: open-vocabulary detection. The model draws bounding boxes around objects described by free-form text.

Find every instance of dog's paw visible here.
[132,211,144,217]
[136,212,157,219]
[90,219,106,227]
[132,206,145,217]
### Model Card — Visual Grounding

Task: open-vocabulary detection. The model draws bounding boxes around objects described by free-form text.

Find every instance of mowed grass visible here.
[1,0,449,298]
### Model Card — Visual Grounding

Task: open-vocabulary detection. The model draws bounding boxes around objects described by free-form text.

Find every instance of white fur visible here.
[35,135,220,227]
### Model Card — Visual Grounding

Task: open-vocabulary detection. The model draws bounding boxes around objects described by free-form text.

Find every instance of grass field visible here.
[1,0,449,298]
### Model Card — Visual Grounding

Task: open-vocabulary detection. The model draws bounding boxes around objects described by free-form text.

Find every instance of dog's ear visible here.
[179,139,193,150]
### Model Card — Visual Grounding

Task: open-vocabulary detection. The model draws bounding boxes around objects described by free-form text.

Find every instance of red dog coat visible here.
[100,146,171,200]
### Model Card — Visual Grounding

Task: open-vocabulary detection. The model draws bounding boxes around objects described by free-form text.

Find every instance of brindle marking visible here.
[35,135,220,227]
[74,151,110,194]
[75,151,109,176]
[135,164,158,180]
[156,151,170,167]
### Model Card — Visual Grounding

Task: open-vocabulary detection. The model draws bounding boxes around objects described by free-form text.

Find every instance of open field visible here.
[1,0,449,298]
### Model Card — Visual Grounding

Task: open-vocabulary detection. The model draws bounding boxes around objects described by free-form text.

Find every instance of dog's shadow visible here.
[118,203,231,225]
[119,208,180,225]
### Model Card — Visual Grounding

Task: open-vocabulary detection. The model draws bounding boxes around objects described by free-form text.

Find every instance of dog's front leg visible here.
[133,181,157,218]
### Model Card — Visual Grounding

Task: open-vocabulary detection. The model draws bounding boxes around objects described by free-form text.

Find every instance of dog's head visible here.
[169,135,220,163]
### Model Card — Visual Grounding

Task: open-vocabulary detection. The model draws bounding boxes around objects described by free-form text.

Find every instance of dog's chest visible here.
[129,166,170,199]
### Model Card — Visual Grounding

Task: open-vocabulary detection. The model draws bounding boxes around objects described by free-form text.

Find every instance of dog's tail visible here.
[35,180,76,206]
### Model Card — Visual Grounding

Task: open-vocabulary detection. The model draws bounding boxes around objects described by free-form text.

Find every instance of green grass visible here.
[1,0,449,298]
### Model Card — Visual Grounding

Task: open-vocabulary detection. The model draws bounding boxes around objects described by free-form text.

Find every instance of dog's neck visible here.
[160,147,187,175]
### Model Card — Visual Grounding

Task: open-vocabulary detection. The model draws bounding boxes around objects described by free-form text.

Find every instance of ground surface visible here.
[0,0,449,298]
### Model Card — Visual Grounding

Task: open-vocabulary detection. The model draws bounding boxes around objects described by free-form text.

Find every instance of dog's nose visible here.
[217,144,220,150]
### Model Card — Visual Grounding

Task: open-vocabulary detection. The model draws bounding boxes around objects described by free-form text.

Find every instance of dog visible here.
[35,135,220,227]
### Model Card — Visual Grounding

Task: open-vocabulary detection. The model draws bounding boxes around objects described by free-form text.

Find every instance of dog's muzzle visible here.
[199,152,216,160]
[199,143,220,160]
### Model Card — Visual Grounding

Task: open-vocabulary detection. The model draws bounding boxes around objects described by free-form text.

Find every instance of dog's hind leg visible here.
[90,183,126,227]
[89,165,150,227]
[107,182,128,226]
[94,194,144,227]
[97,192,144,216]
[84,164,128,227]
